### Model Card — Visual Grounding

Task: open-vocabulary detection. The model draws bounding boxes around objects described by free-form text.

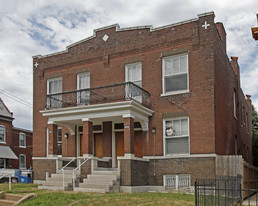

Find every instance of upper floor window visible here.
[125,62,142,87]
[233,89,237,118]
[242,106,246,125]
[19,133,26,147]
[0,125,6,143]
[125,62,142,102]
[47,77,62,108]
[77,73,90,105]
[162,54,188,95]
[163,117,189,155]
[246,112,249,133]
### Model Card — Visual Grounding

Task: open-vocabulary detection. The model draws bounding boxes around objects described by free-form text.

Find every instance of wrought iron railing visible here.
[46,82,151,109]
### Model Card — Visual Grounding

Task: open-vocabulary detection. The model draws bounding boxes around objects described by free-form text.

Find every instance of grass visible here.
[0,183,195,206]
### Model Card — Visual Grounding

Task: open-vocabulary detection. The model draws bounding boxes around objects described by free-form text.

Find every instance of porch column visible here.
[123,114,135,155]
[82,118,93,157]
[48,121,58,156]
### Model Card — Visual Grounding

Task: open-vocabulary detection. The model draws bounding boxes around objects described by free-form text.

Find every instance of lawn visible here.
[0,183,195,206]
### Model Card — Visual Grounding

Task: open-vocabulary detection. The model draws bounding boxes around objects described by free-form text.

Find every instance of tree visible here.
[252,105,258,166]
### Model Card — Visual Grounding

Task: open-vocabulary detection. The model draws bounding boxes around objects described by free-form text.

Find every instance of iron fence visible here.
[195,175,258,206]
[46,82,151,109]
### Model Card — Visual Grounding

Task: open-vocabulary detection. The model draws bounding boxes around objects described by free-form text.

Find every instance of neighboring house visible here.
[32,12,253,192]
[0,98,32,170]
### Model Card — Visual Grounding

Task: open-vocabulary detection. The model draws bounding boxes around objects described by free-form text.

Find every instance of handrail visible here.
[0,172,12,191]
[61,157,76,171]
[72,157,92,190]
[61,157,76,191]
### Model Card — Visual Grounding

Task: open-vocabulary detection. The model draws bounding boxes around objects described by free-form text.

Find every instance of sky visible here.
[0,0,257,130]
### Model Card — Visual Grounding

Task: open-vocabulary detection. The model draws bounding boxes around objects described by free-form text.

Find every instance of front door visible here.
[115,132,124,168]
[94,133,103,158]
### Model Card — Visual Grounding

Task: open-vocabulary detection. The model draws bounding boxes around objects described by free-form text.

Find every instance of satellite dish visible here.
[166,127,174,136]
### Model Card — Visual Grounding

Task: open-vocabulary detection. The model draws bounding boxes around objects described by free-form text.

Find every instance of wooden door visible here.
[94,133,103,158]
[115,132,124,167]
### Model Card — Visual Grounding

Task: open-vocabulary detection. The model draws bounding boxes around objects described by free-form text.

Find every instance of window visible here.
[242,106,246,125]
[162,54,188,95]
[163,117,189,155]
[246,113,249,133]
[77,73,90,104]
[125,62,142,102]
[0,125,5,143]
[233,89,237,118]
[19,154,26,169]
[47,77,62,108]
[19,133,26,147]
[58,128,62,156]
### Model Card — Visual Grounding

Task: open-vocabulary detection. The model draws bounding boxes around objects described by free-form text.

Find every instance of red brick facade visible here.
[0,98,32,170]
[32,12,252,183]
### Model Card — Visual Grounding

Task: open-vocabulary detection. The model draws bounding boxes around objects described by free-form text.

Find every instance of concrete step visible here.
[87,174,118,181]
[74,187,107,193]
[51,174,74,179]
[79,183,111,190]
[41,181,71,187]
[92,170,120,176]
[45,178,73,183]
[83,178,118,185]
[38,185,72,191]
[0,199,17,206]
[5,193,24,201]
[56,168,76,173]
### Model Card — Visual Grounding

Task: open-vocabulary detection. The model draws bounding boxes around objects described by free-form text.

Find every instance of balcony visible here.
[46,82,151,109]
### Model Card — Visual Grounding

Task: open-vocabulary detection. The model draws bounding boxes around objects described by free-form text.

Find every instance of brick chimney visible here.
[246,94,252,108]
[216,22,227,52]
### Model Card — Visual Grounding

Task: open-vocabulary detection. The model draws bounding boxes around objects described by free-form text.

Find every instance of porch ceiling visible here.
[41,100,154,132]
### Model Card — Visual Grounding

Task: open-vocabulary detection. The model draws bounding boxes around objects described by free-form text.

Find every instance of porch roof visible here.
[41,100,154,133]
[0,146,18,159]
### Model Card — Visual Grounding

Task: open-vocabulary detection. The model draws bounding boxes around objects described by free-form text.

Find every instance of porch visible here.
[41,82,153,168]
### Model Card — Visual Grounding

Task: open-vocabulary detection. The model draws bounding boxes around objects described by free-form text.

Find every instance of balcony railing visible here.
[46,82,151,109]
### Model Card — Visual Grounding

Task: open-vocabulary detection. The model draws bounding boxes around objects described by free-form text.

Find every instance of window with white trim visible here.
[233,89,237,118]
[163,117,189,155]
[77,73,90,104]
[0,125,5,143]
[47,77,62,107]
[19,154,26,169]
[162,54,188,94]
[19,133,26,147]
[125,62,142,102]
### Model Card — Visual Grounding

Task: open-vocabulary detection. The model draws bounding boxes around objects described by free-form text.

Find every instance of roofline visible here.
[0,98,13,118]
[12,127,32,133]
[33,11,215,59]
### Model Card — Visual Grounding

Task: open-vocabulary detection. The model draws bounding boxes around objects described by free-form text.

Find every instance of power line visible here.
[0,91,32,108]
[0,89,32,106]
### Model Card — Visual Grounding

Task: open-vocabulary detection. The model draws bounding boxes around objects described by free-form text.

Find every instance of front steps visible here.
[74,168,120,193]
[0,193,24,206]
[38,169,79,191]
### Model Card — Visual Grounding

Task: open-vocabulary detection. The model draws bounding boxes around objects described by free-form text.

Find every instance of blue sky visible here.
[0,0,257,130]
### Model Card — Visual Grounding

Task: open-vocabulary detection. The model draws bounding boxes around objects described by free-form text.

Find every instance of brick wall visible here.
[33,159,56,180]
[120,159,149,186]
[32,12,252,169]
[148,157,216,186]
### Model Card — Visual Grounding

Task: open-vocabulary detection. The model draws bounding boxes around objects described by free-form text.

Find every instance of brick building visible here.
[0,98,32,170]
[33,12,252,192]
